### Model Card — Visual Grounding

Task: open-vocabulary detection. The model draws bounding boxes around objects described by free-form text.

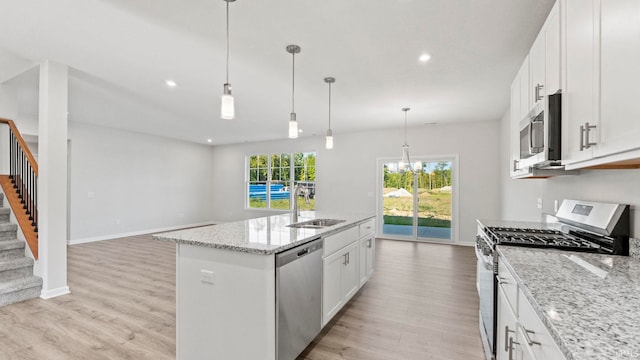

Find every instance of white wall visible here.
[0,48,34,84]
[499,110,640,237]
[211,121,502,245]
[68,121,215,242]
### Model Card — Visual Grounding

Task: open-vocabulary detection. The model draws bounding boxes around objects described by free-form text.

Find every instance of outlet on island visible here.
[200,270,215,285]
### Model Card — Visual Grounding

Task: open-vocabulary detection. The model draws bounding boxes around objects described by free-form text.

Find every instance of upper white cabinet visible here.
[529,32,545,109]
[509,1,560,176]
[562,0,640,168]
[562,0,600,165]
[596,0,640,158]
[544,5,561,95]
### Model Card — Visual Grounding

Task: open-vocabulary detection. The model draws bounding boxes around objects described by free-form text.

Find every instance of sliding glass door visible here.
[380,158,454,242]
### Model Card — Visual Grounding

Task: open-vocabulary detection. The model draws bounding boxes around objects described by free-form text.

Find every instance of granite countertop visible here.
[497,245,640,360]
[153,211,375,255]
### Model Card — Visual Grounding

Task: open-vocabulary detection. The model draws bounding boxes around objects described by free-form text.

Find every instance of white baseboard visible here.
[67,221,218,245]
[40,286,71,299]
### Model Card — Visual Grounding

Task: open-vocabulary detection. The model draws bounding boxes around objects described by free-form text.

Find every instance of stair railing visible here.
[0,118,38,234]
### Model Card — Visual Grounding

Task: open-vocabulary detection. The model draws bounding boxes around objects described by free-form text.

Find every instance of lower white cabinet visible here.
[518,289,564,360]
[358,235,375,286]
[497,287,521,360]
[498,256,566,360]
[322,241,358,326]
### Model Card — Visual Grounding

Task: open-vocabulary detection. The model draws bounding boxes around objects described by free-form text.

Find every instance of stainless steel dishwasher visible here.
[276,238,323,360]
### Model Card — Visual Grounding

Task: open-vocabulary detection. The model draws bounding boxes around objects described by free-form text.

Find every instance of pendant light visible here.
[220,0,236,120]
[324,77,335,149]
[286,45,301,138]
[399,107,413,173]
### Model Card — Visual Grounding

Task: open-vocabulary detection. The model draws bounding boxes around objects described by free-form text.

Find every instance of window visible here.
[247,152,316,210]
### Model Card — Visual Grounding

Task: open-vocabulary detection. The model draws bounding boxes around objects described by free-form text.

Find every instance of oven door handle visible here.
[475,242,493,271]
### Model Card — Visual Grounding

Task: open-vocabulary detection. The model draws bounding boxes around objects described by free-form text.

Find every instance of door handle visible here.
[505,325,515,352]
[508,337,519,360]
[580,122,597,150]
[521,326,542,346]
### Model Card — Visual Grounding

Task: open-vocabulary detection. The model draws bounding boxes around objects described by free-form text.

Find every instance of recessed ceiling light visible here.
[165,80,177,88]
[298,129,303,133]
[207,138,212,143]
[419,53,431,63]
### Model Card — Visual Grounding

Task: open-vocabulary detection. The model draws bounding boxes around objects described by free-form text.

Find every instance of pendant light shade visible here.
[221,84,234,119]
[220,0,236,120]
[324,77,335,149]
[286,45,301,139]
[289,113,298,138]
[326,129,334,149]
[399,107,413,173]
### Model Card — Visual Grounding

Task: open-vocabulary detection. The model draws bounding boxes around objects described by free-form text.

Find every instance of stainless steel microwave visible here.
[517,92,561,169]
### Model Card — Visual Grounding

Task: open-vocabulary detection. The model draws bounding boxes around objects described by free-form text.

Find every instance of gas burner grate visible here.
[488,226,601,251]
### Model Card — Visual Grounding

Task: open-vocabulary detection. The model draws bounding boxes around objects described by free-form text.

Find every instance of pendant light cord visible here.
[328,82,332,130]
[404,111,408,145]
[291,52,295,113]
[225,0,230,84]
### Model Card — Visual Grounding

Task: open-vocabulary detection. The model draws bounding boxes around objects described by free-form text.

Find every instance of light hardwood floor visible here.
[0,235,484,360]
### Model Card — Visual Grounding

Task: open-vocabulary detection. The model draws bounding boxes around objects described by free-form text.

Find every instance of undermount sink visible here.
[287,218,346,229]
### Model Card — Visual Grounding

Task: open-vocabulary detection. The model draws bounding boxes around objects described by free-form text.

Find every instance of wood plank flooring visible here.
[0,235,484,360]
[300,239,484,360]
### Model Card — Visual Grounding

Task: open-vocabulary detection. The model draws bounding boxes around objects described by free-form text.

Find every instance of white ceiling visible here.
[0,0,555,145]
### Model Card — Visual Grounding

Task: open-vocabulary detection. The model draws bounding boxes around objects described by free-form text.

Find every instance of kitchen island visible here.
[153,211,375,360]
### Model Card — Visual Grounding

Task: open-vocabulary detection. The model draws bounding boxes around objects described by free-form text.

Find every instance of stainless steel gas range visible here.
[475,199,630,360]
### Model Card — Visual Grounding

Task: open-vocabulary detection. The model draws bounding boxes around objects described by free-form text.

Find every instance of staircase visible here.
[0,192,42,306]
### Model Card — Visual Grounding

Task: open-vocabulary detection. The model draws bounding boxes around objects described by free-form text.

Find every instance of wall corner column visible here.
[37,60,70,299]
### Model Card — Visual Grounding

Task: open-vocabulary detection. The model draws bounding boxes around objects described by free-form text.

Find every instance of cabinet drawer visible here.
[324,226,359,257]
[498,258,518,316]
[518,289,566,360]
[359,219,375,238]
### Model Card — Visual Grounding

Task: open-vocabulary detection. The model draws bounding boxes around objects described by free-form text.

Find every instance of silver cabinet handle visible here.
[580,122,597,150]
[505,325,515,352]
[513,159,519,172]
[343,253,348,266]
[508,337,519,360]
[497,277,510,285]
[521,326,541,346]
[367,239,372,248]
[347,252,349,265]
[584,122,597,149]
[535,84,544,102]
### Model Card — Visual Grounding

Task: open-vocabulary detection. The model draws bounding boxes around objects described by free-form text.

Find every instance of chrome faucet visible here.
[292,183,303,223]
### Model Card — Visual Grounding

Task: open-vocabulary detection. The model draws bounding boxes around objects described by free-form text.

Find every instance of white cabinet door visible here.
[562,0,599,164]
[510,74,522,176]
[497,287,521,360]
[545,3,561,95]
[365,236,374,279]
[530,31,545,108]
[342,242,359,302]
[518,57,531,121]
[322,249,345,326]
[595,0,640,158]
[518,290,566,360]
[358,238,367,286]
[359,236,375,286]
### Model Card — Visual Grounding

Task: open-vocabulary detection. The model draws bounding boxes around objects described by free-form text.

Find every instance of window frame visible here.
[245,152,316,211]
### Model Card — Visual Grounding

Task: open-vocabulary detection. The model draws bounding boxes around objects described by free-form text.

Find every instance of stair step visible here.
[0,257,34,281]
[0,240,25,260]
[0,276,42,306]
[0,208,9,224]
[0,223,17,242]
